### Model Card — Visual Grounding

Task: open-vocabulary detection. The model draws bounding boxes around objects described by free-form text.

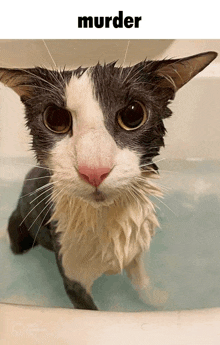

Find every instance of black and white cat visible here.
[0,51,217,310]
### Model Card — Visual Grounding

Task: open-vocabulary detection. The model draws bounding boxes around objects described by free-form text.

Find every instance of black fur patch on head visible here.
[19,68,72,163]
[90,61,175,169]
[21,67,91,163]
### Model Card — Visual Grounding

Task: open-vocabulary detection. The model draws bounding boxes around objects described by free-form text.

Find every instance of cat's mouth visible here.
[92,189,107,202]
[85,188,116,207]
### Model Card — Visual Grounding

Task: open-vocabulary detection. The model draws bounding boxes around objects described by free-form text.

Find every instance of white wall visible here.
[160,76,220,160]
[0,85,30,157]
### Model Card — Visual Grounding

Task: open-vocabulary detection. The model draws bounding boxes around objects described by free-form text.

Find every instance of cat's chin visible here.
[92,189,107,202]
[88,190,115,208]
[77,189,116,208]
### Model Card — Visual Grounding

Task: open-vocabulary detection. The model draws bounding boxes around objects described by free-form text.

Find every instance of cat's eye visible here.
[117,101,148,131]
[43,105,72,134]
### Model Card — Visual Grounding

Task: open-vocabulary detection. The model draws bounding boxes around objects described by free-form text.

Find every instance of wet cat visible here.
[0,51,217,310]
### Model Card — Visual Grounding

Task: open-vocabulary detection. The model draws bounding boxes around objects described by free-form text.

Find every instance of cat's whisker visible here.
[27,195,54,232]
[19,181,55,200]
[30,185,53,204]
[125,61,145,81]
[20,181,56,199]
[19,192,52,227]
[40,66,66,92]
[127,72,152,86]
[140,158,166,169]
[152,195,177,216]
[141,181,170,194]
[119,40,130,78]
[128,184,148,204]
[123,62,146,84]
[139,163,157,169]
[138,173,170,188]
[42,39,57,69]
[31,201,54,248]
[122,64,136,84]
[135,174,169,189]
[25,175,52,181]
[51,68,67,91]
[120,184,137,204]
[31,181,55,191]
[151,157,166,165]
[51,184,70,202]
[29,180,54,190]
[21,68,62,93]
[124,188,137,203]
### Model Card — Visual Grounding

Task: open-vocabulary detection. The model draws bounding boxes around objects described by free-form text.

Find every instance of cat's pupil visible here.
[117,101,147,130]
[43,105,72,134]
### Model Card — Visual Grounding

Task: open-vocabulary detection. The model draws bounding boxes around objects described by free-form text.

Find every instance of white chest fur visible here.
[51,191,159,292]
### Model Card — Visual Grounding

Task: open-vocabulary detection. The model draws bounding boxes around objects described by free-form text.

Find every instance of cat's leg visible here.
[125,254,168,306]
[7,207,37,254]
[63,276,98,310]
[54,250,98,310]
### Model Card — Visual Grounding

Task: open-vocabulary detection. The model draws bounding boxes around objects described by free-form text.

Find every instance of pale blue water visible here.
[1,157,220,311]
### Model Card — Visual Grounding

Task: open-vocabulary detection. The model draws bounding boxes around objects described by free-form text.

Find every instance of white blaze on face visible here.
[66,71,117,171]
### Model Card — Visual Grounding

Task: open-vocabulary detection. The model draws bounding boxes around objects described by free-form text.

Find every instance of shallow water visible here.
[0,157,220,311]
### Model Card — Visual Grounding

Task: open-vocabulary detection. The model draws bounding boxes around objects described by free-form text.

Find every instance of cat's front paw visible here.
[136,284,168,307]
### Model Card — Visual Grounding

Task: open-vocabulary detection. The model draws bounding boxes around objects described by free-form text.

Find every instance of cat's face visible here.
[41,64,170,206]
[0,52,217,206]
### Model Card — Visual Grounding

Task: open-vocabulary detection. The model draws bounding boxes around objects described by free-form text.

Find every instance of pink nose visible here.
[78,165,111,187]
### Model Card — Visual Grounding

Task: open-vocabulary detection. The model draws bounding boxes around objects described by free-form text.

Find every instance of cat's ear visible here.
[0,68,35,100]
[154,51,217,92]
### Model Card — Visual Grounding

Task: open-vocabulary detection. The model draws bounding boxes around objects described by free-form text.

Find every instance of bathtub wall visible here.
[0,39,219,160]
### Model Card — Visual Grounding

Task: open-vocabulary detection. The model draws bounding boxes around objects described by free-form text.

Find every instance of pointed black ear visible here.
[154,51,217,91]
[0,68,35,99]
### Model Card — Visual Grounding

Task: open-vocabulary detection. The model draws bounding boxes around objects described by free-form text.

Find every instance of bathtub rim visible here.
[1,302,220,344]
